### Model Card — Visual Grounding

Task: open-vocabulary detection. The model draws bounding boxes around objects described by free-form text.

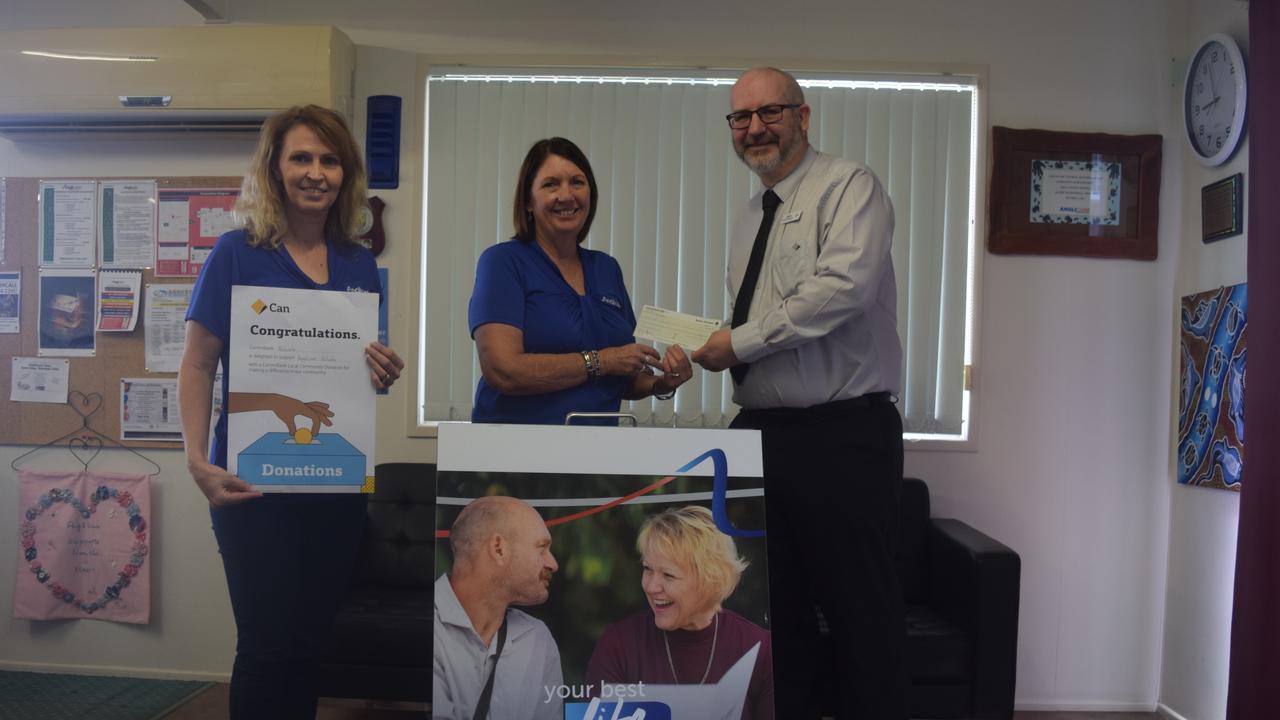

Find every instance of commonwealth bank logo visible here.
[250,299,267,315]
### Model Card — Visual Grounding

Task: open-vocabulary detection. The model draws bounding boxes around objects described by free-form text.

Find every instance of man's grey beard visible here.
[742,148,784,176]
[737,137,803,177]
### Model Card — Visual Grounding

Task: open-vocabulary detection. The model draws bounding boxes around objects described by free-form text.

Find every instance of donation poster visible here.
[435,424,773,720]
[227,285,378,493]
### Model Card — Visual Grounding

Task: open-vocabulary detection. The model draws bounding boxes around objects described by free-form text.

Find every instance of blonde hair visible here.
[236,105,368,249]
[638,506,748,609]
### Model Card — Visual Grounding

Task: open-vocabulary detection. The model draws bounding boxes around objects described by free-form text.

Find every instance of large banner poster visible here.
[436,424,772,720]
[227,285,377,492]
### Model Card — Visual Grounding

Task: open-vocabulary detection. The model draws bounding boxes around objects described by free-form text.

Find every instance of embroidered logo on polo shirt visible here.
[599,295,623,310]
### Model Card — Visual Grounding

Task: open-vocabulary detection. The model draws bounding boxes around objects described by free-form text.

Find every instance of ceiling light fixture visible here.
[22,51,158,62]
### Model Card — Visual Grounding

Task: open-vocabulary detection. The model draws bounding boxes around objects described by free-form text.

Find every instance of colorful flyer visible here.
[227,285,378,493]
[97,269,142,332]
[435,423,772,720]
[0,270,19,334]
[143,283,193,372]
[37,268,96,357]
[155,188,239,277]
[38,180,97,268]
[99,180,158,268]
[120,378,183,442]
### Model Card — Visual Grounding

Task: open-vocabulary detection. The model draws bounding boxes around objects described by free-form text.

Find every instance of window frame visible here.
[407,61,989,452]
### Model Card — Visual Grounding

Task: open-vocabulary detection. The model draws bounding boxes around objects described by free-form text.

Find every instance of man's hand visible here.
[691,328,740,372]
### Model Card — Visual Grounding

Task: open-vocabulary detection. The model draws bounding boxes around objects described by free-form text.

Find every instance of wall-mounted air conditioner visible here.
[0,25,354,133]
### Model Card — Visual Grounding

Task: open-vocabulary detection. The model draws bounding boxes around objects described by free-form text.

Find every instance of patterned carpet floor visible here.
[0,671,212,720]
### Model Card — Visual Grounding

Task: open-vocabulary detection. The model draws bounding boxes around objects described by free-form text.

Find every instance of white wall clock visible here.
[1184,33,1248,167]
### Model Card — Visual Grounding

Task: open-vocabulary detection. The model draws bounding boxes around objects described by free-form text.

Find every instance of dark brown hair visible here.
[511,137,598,245]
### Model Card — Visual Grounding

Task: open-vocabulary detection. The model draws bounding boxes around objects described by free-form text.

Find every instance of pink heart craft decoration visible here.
[19,484,149,614]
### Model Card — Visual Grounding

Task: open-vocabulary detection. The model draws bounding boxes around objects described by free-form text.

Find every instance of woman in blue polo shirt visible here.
[178,105,404,719]
[469,137,692,425]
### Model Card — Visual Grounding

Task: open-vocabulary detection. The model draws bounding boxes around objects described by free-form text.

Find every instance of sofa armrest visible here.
[926,518,1020,720]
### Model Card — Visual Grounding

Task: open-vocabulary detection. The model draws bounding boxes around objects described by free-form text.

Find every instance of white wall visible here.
[0,0,1236,712]
[1158,1,1249,719]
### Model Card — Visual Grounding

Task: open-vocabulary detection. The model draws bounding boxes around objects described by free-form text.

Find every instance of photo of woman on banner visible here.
[177,104,404,719]
[586,505,775,720]
[468,137,692,425]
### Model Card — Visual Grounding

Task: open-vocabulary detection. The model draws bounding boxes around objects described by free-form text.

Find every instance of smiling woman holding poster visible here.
[177,105,404,719]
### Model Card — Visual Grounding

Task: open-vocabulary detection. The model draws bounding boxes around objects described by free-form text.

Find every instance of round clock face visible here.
[1184,34,1247,166]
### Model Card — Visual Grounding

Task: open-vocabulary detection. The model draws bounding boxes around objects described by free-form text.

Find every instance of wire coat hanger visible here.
[10,391,162,477]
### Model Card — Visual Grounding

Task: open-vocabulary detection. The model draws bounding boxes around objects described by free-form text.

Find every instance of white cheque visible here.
[633,305,722,348]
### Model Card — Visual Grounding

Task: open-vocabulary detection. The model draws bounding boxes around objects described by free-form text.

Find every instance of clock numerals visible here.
[1185,34,1246,165]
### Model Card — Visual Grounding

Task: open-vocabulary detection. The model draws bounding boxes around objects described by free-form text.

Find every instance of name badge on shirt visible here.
[780,211,802,224]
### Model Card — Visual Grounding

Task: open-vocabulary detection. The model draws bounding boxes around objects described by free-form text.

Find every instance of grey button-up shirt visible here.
[433,574,564,720]
[728,148,902,409]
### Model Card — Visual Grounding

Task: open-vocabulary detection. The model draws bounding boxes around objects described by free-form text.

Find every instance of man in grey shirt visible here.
[433,495,564,720]
[693,66,907,719]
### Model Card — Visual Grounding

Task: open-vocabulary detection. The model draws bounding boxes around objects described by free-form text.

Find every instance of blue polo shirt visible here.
[468,239,637,425]
[186,229,383,468]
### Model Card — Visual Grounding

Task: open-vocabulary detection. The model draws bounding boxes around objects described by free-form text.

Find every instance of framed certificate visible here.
[988,127,1162,260]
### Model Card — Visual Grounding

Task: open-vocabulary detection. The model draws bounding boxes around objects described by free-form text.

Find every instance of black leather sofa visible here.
[317,462,436,704]
[821,476,1020,719]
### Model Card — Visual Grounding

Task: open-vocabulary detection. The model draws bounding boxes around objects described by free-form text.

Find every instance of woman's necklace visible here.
[663,612,719,684]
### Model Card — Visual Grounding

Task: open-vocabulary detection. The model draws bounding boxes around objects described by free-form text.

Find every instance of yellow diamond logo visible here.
[251,299,267,315]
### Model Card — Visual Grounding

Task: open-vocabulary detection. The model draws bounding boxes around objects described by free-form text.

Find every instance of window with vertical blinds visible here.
[419,68,977,437]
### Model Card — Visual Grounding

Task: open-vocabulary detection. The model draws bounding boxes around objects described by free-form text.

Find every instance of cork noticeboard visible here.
[0,176,240,448]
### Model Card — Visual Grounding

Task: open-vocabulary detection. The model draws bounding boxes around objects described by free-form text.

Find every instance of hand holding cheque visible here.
[632,305,723,392]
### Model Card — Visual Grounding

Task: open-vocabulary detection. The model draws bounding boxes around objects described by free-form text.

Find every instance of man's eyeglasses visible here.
[725,104,801,130]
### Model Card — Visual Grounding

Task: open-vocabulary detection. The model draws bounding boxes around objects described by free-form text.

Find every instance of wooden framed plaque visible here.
[988,127,1162,260]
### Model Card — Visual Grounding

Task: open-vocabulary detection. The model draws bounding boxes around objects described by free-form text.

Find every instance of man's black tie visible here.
[730,189,782,385]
